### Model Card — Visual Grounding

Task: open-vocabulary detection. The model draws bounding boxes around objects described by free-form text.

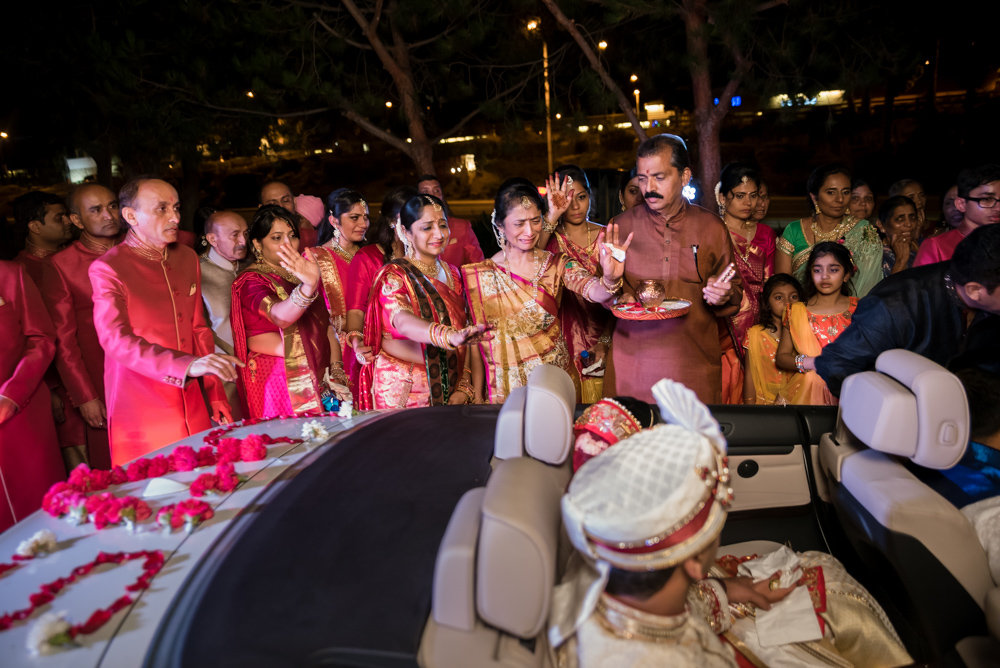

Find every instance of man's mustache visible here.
[644,192,663,200]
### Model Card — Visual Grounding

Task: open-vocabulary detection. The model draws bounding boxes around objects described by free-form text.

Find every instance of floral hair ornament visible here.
[490,209,506,247]
[550,379,732,649]
[394,215,414,257]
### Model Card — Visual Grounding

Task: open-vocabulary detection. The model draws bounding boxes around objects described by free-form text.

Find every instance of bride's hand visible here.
[448,323,495,348]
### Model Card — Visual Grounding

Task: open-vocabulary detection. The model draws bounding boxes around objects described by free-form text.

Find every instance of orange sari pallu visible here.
[359,260,466,410]
[779,298,857,406]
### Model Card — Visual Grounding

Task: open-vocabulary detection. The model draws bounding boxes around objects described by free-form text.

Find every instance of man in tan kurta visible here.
[604,135,741,403]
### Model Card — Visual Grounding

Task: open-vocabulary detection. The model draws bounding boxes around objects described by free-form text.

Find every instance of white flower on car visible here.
[27,611,72,656]
[337,400,353,419]
[16,529,58,559]
[301,420,330,442]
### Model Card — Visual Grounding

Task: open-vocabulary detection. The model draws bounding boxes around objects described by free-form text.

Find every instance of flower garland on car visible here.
[41,418,306,531]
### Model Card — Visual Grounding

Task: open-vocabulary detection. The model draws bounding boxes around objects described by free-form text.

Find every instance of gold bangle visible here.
[600,275,623,294]
[346,330,364,345]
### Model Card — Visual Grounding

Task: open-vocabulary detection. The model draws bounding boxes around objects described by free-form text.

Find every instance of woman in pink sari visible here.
[714,164,775,404]
[544,165,614,403]
[314,188,370,395]
[343,186,417,409]
[362,194,490,408]
[231,206,350,419]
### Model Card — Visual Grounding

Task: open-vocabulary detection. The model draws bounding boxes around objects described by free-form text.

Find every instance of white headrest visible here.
[493,386,527,460]
[493,365,575,464]
[840,350,968,469]
[524,365,576,464]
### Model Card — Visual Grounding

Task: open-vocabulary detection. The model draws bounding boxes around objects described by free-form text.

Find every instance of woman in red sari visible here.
[544,165,614,403]
[231,205,350,419]
[362,194,490,408]
[714,164,776,404]
[343,186,417,409]
[313,188,370,394]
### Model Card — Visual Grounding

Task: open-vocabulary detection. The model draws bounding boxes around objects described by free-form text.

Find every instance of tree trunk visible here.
[180,151,201,234]
[683,0,721,207]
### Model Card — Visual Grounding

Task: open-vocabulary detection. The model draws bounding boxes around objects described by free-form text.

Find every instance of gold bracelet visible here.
[600,275,623,294]
[542,218,558,234]
[346,330,364,345]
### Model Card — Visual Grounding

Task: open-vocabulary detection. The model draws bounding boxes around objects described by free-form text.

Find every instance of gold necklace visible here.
[331,241,355,262]
[501,249,544,303]
[409,255,441,278]
[260,259,301,285]
[811,215,854,244]
[559,220,594,252]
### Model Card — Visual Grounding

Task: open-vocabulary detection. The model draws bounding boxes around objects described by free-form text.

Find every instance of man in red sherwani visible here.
[41,184,124,470]
[604,135,741,404]
[260,180,318,249]
[12,191,88,469]
[90,177,242,465]
[417,175,485,267]
[0,261,66,532]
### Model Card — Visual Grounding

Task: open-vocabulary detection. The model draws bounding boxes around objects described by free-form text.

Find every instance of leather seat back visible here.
[840,349,968,469]
[494,365,576,465]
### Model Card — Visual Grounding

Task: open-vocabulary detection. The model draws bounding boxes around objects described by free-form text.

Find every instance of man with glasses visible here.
[915,164,1000,266]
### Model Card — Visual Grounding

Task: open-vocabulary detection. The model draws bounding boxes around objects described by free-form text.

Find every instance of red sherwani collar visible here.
[79,231,121,255]
[124,230,169,262]
[23,240,58,259]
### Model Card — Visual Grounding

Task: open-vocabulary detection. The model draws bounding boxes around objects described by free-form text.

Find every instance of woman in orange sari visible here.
[743,274,803,405]
[231,205,350,418]
[464,179,632,405]
[362,194,491,409]
[714,164,776,404]
[775,242,858,405]
[314,188,370,394]
[544,165,614,403]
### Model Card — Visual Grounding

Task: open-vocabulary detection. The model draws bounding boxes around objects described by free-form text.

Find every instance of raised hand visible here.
[276,244,321,291]
[596,223,634,281]
[545,173,572,223]
[448,323,495,348]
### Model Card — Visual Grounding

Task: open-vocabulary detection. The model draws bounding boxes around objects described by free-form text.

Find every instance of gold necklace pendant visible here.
[410,256,440,278]
[331,243,355,262]
[261,260,301,285]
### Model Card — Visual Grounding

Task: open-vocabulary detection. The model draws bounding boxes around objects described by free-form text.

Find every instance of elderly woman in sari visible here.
[231,205,350,419]
[463,178,632,405]
[362,194,490,409]
[775,164,883,297]
[544,164,615,402]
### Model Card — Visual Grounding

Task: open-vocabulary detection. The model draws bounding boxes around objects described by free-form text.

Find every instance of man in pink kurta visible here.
[0,261,65,531]
[90,178,242,465]
[604,136,741,404]
[41,184,124,470]
[12,191,88,467]
[914,164,1000,267]
[417,175,485,267]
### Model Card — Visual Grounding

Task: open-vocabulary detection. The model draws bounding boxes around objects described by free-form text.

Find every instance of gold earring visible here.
[253,246,262,262]
[814,202,821,215]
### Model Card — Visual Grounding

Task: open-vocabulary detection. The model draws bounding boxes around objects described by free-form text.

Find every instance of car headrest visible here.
[524,365,575,464]
[839,350,968,469]
[493,365,575,464]
[476,457,564,639]
[493,386,527,460]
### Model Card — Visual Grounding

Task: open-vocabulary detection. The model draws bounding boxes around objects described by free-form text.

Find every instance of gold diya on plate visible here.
[613,279,692,320]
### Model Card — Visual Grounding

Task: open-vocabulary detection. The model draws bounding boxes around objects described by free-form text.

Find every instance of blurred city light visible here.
[598,41,608,50]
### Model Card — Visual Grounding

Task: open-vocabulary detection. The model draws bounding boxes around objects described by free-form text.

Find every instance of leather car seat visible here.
[817,349,999,665]
[418,365,575,668]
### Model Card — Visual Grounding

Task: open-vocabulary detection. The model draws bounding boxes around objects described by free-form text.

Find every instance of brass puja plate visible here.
[612,299,692,321]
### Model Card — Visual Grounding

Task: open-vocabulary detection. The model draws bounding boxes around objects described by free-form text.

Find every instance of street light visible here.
[385,101,393,108]
[633,89,641,117]
[630,74,638,83]
[246,91,254,98]
[527,19,554,173]
[598,40,608,50]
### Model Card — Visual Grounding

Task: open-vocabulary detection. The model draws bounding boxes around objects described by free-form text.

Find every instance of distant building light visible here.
[757,111,763,116]
[246,91,254,98]
[714,97,719,106]
[644,103,664,113]
[555,113,561,119]
[640,121,651,128]
[314,149,322,154]
[325,148,333,153]
[440,135,480,144]
[538,186,548,196]
[363,143,370,153]
[731,96,742,107]
[597,124,603,131]
[769,90,844,109]
[385,101,393,108]
[614,122,631,129]
[578,125,590,133]
[630,74,638,82]
[598,40,608,50]
[450,167,456,174]
[461,154,477,172]
[406,138,412,143]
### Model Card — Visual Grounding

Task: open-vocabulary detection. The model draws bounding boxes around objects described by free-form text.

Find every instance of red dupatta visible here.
[230,268,332,416]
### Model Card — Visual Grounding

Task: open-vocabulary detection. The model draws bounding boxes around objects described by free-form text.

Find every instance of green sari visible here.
[776,216,883,297]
